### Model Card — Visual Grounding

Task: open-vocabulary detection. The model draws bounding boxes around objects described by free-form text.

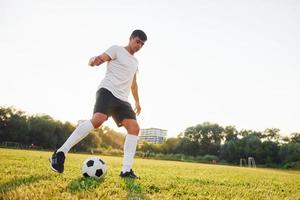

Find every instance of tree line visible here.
[1,106,299,168]
[0,106,125,153]
[140,122,300,168]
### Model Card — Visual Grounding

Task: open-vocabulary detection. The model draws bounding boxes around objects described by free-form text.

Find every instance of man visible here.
[50,30,147,179]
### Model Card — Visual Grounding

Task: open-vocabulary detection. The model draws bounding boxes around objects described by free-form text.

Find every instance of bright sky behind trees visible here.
[1,0,299,137]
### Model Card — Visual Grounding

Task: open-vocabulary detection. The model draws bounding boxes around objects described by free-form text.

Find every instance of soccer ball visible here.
[81,156,107,179]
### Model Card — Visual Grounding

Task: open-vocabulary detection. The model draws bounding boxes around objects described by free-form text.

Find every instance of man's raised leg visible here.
[50,113,107,173]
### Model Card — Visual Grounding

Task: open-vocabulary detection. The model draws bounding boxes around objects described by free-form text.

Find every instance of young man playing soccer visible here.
[50,30,147,179]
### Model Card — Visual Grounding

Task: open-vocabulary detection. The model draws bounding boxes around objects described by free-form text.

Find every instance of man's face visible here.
[129,36,145,53]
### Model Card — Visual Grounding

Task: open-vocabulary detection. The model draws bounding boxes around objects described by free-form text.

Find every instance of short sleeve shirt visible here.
[98,45,138,102]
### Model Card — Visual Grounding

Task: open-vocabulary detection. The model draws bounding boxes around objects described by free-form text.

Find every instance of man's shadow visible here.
[122,178,148,200]
[67,177,105,193]
[0,175,49,194]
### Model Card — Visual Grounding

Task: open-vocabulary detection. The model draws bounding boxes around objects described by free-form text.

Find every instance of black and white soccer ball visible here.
[81,156,107,179]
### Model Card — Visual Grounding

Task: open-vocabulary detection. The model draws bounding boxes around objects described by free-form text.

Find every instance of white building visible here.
[139,128,167,144]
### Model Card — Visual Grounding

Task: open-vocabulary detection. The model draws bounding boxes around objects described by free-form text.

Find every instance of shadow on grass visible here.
[122,178,149,200]
[0,175,49,194]
[67,177,105,193]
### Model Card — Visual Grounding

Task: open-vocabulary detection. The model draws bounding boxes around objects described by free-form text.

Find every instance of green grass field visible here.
[0,148,299,200]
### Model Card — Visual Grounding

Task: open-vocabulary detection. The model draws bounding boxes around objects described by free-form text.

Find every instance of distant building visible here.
[139,128,167,144]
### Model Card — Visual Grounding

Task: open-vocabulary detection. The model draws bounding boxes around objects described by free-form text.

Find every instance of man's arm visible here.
[131,73,141,115]
[88,53,111,67]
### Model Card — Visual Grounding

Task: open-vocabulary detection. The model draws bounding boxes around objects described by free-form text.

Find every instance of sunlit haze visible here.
[1,0,299,137]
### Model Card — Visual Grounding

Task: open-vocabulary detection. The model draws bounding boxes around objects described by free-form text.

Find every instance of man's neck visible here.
[125,46,134,55]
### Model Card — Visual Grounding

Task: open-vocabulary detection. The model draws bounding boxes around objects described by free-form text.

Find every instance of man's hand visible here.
[88,57,96,66]
[134,102,141,115]
[89,56,104,67]
[88,53,111,67]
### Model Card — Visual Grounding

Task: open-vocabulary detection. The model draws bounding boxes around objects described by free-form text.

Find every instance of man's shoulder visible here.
[109,45,122,49]
[106,45,122,52]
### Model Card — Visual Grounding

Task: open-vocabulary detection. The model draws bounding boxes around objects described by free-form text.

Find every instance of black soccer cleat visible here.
[119,169,139,179]
[49,151,65,173]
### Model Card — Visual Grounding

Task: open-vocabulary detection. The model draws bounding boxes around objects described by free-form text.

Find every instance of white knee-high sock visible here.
[57,120,94,154]
[122,134,139,173]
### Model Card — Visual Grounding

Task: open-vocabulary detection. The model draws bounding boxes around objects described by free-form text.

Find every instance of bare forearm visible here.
[88,53,111,67]
[132,87,140,104]
[132,86,141,115]
[89,56,104,67]
[131,73,141,115]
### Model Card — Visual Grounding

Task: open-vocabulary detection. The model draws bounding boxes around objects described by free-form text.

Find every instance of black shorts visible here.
[93,88,136,127]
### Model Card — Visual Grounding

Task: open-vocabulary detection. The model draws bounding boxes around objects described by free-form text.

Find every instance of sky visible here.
[1,0,300,137]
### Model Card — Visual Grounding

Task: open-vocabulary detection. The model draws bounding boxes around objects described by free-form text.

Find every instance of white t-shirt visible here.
[98,45,138,102]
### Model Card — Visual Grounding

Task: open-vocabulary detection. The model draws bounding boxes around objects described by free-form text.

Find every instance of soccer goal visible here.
[240,158,247,167]
[248,157,256,168]
[240,157,256,168]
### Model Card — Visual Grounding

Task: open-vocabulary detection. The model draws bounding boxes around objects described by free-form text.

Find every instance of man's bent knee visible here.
[122,119,140,135]
[129,126,140,136]
[91,113,107,128]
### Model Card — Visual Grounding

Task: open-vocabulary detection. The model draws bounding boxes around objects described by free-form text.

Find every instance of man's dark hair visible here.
[131,29,147,41]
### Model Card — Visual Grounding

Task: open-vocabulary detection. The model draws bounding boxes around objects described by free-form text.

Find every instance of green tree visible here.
[183,122,224,155]
[242,134,262,159]
[239,129,263,138]
[161,137,181,154]
[27,114,58,148]
[139,142,162,154]
[223,125,238,142]
[279,143,300,163]
[290,133,300,143]
[263,128,280,142]
[221,131,263,164]
[73,130,101,152]
[0,106,29,144]
[259,141,280,164]
[175,138,198,156]
[220,140,240,163]
[97,126,125,149]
